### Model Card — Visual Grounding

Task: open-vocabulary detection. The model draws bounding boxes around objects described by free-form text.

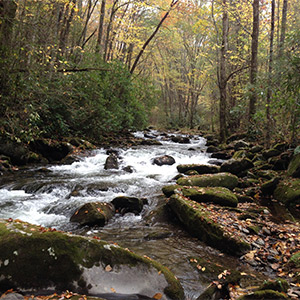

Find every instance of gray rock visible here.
[104,154,119,169]
[152,155,175,166]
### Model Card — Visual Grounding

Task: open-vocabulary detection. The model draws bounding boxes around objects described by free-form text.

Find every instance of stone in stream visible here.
[171,136,190,144]
[112,196,144,215]
[70,202,115,226]
[167,194,250,256]
[177,164,219,175]
[104,154,119,170]
[0,219,184,300]
[177,172,239,190]
[152,155,175,166]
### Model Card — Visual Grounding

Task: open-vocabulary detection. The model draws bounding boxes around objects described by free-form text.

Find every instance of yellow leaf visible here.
[153,293,162,300]
[110,288,116,293]
[105,265,112,272]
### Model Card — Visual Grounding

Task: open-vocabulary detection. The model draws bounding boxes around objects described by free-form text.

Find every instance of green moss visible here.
[167,195,250,256]
[258,278,289,293]
[237,290,288,299]
[274,178,300,206]
[162,185,182,197]
[289,251,300,268]
[177,173,239,190]
[177,164,219,174]
[287,153,300,177]
[181,187,238,207]
[0,219,184,299]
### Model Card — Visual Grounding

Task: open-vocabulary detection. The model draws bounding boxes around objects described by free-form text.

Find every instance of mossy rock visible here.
[112,196,144,215]
[287,153,300,178]
[250,145,264,154]
[289,251,300,268]
[262,148,282,159]
[273,178,300,207]
[220,158,254,176]
[260,177,280,196]
[258,278,289,293]
[177,173,238,190]
[70,202,115,226]
[162,185,182,197]
[167,194,250,256]
[176,164,219,175]
[181,187,238,207]
[236,290,288,299]
[233,150,248,159]
[0,219,184,299]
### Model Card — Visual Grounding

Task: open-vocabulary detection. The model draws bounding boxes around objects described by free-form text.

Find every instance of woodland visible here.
[0,0,299,146]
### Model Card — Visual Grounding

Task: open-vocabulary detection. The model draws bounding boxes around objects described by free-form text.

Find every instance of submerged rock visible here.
[177,173,238,190]
[152,155,175,166]
[70,202,115,226]
[167,194,250,256]
[0,219,184,300]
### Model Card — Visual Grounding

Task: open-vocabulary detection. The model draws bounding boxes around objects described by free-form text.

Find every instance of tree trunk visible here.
[265,0,275,148]
[96,0,106,53]
[278,0,288,57]
[248,0,260,122]
[219,0,229,142]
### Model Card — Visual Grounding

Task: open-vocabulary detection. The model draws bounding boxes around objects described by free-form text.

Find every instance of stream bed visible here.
[0,131,255,299]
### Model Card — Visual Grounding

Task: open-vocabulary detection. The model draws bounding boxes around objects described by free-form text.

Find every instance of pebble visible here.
[0,293,24,300]
[256,238,265,246]
[262,227,271,235]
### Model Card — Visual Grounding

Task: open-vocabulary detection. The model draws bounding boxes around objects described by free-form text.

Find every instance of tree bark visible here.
[219,0,229,142]
[248,0,260,122]
[278,0,288,57]
[265,0,275,148]
[96,0,106,53]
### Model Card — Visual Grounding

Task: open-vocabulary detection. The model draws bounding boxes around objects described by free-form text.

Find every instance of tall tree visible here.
[265,0,276,147]
[218,0,229,142]
[96,0,106,54]
[278,0,288,57]
[248,0,260,123]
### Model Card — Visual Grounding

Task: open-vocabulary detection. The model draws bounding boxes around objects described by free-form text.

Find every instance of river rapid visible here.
[0,131,244,299]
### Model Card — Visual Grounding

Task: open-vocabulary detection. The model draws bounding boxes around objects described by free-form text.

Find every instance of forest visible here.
[0,0,299,146]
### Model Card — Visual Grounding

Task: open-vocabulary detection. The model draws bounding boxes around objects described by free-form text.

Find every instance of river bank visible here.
[0,130,299,300]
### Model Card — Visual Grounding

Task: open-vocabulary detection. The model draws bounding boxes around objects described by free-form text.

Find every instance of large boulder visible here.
[287,153,300,178]
[167,194,250,255]
[104,154,119,170]
[152,155,175,166]
[0,219,184,300]
[70,202,115,226]
[273,178,300,207]
[177,173,239,190]
[0,140,31,165]
[171,136,190,144]
[112,196,144,215]
[180,187,238,207]
[220,158,254,176]
[30,139,73,162]
[176,164,219,175]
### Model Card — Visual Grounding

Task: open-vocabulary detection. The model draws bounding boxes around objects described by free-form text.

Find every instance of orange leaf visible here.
[153,293,162,300]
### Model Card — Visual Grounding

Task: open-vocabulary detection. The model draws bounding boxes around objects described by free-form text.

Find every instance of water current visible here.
[0,131,242,299]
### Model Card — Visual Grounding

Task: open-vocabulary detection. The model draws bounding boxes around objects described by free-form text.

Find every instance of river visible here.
[0,131,244,299]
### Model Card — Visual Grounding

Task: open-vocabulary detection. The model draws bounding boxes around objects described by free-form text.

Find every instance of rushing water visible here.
[0,131,239,299]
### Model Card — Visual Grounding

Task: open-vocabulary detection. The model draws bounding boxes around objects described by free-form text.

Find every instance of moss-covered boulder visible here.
[176,164,219,175]
[112,196,144,215]
[70,202,115,226]
[236,290,288,299]
[220,158,254,176]
[258,279,289,293]
[177,173,238,190]
[273,178,300,207]
[262,148,282,159]
[260,177,280,196]
[287,153,300,178]
[181,187,238,207]
[0,219,184,300]
[167,194,250,256]
[162,185,181,197]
